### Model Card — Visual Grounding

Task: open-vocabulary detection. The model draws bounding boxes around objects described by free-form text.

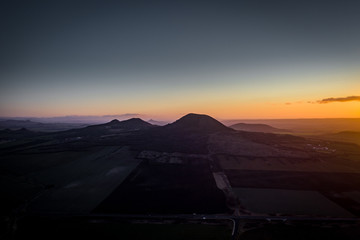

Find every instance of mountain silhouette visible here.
[230,123,289,133]
[130,113,233,154]
[164,113,232,133]
[90,118,154,131]
[103,118,153,130]
[108,119,120,124]
[59,118,155,138]
[148,119,168,126]
[0,128,42,140]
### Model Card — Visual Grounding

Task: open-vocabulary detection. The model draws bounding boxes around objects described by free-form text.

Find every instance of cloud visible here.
[283,101,304,105]
[317,96,360,104]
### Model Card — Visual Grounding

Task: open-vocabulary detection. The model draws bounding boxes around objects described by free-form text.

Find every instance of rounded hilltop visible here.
[105,118,153,129]
[166,113,231,133]
[109,119,120,124]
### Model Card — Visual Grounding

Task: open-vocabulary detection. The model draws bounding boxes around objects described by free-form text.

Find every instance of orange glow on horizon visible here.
[1,71,359,120]
[2,99,358,121]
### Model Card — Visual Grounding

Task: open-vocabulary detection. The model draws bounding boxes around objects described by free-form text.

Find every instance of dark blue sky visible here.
[1,0,359,118]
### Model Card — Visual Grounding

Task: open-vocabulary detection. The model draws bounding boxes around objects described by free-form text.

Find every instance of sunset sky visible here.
[1,0,359,120]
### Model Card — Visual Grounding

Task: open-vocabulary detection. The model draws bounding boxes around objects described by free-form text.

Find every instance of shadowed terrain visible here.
[1,114,360,239]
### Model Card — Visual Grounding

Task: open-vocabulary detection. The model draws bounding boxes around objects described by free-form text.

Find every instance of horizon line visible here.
[1,114,360,122]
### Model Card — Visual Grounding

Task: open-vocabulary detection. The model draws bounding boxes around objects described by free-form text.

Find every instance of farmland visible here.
[233,188,353,217]
[14,217,233,240]
[2,114,360,239]
[213,153,360,217]
[0,146,141,214]
[94,158,228,214]
[224,170,360,192]
[215,154,360,173]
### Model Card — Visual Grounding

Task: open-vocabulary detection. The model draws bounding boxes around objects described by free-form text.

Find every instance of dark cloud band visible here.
[318,96,360,103]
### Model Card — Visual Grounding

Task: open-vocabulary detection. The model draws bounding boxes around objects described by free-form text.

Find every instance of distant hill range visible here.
[87,118,154,131]
[0,114,144,124]
[28,113,233,154]
[148,119,168,126]
[0,127,40,138]
[3,113,359,151]
[1,113,359,157]
[229,123,289,133]
[61,118,156,138]
[223,118,360,134]
[316,131,360,146]
[0,119,87,132]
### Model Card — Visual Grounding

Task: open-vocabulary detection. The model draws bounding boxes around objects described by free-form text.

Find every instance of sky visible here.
[1,0,359,120]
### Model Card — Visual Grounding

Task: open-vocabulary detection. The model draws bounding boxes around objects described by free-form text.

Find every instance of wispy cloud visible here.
[317,96,360,104]
[283,101,304,105]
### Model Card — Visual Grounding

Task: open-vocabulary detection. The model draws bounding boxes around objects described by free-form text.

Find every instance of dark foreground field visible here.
[239,222,360,240]
[225,170,360,191]
[13,217,233,240]
[94,159,228,214]
[225,170,360,217]
[11,216,360,240]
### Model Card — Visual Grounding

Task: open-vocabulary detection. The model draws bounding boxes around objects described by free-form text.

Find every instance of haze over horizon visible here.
[2,113,360,124]
[1,0,359,119]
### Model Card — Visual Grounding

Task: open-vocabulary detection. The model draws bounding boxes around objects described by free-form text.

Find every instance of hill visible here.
[91,118,154,130]
[0,119,87,132]
[223,118,360,134]
[148,119,168,126]
[121,113,233,154]
[316,131,360,145]
[229,123,289,133]
[63,118,156,137]
[164,113,232,133]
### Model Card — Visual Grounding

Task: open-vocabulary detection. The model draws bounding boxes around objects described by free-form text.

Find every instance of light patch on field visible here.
[27,146,141,214]
[217,155,360,173]
[64,182,81,188]
[106,167,125,176]
[213,173,229,190]
[233,188,354,217]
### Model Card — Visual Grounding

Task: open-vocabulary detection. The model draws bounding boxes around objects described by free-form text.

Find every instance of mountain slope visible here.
[0,119,87,132]
[84,118,153,131]
[132,114,233,153]
[0,128,42,140]
[317,131,360,145]
[229,123,289,133]
[164,113,232,133]
[148,119,168,126]
[55,118,155,139]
